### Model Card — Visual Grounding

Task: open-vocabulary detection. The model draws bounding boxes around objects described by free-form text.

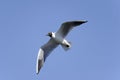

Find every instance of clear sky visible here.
[0,0,120,80]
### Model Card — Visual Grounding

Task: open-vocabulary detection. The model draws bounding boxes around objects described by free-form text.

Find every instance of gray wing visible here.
[41,38,59,60]
[36,39,58,74]
[56,20,87,38]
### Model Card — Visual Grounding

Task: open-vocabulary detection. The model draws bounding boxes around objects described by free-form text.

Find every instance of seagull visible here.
[36,20,87,74]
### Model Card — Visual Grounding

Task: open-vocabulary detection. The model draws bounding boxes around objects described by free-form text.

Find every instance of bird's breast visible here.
[54,36,63,44]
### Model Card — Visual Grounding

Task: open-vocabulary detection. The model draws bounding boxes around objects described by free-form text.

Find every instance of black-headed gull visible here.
[36,20,87,74]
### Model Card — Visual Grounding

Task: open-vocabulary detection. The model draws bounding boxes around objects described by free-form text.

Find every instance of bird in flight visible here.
[36,20,87,74]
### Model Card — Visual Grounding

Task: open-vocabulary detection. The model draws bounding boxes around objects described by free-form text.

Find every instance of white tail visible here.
[61,42,71,51]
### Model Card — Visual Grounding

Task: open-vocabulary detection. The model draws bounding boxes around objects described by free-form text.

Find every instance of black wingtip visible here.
[73,20,88,26]
[80,20,88,23]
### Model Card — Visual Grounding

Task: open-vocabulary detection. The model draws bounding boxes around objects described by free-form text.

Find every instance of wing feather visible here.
[56,20,87,38]
[36,39,58,74]
[41,39,59,60]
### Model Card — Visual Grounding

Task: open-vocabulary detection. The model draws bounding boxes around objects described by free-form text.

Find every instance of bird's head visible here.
[46,32,54,38]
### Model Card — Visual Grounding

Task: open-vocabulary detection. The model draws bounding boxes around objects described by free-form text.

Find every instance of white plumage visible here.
[36,20,87,74]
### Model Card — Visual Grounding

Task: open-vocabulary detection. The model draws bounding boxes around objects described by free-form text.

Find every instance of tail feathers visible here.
[61,44,69,51]
[61,42,71,51]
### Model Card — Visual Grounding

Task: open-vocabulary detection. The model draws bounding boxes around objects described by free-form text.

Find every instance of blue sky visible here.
[0,0,120,80]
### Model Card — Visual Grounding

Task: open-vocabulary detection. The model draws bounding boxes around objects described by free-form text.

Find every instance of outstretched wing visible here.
[41,39,59,60]
[36,48,44,74]
[56,20,87,38]
[36,39,58,74]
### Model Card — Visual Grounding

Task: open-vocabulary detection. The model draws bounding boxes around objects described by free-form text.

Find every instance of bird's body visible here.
[36,20,87,74]
[52,32,71,48]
